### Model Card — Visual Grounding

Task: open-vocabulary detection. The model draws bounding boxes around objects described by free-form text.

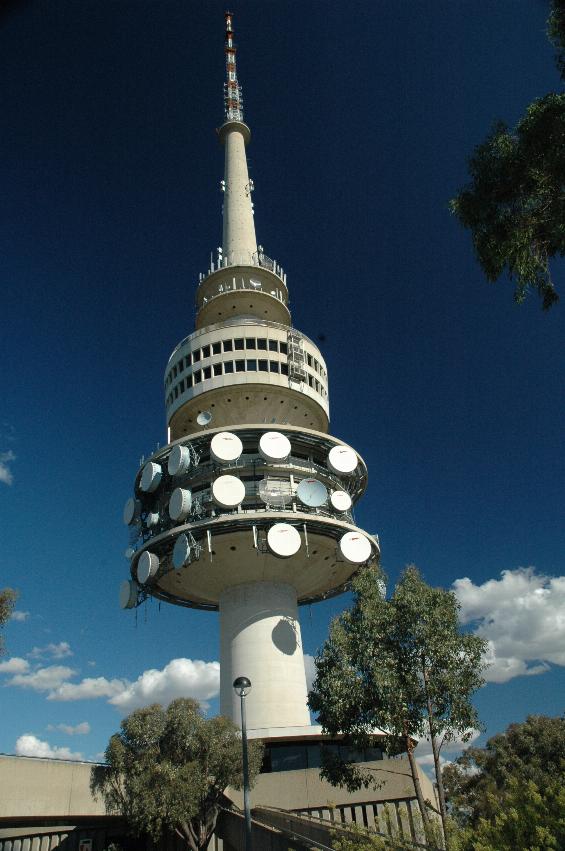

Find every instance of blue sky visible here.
[0,0,563,764]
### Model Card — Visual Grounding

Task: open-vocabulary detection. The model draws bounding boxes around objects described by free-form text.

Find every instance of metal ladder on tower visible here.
[287,330,307,384]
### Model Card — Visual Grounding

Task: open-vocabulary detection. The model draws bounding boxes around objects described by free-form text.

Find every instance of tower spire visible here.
[224,11,243,123]
[219,11,257,266]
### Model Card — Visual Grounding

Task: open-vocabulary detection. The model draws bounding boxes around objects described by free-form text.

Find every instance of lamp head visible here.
[233,676,252,697]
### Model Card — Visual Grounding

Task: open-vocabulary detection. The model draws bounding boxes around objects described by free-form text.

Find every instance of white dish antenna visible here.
[267,522,301,558]
[140,461,162,492]
[297,478,328,507]
[145,511,160,528]
[212,475,246,508]
[328,445,358,475]
[169,487,192,522]
[137,551,159,583]
[259,431,291,463]
[168,445,191,477]
[172,534,191,569]
[210,431,243,463]
[197,411,213,427]
[339,531,372,564]
[330,490,352,512]
[119,579,138,610]
[124,547,136,560]
[258,478,291,507]
[123,497,141,525]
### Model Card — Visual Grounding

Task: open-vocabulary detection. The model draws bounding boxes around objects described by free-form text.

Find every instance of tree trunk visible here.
[421,662,450,850]
[404,730,433,839]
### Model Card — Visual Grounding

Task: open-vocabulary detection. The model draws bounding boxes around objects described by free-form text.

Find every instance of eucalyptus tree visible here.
[0,588,16,655]
[309,566,486,849]
[91,698,263,851]
[451,2,565,309]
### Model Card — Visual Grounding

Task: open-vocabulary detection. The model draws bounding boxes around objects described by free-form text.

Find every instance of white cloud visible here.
[15,734,83,761]
[10,611,29,623]
[109,658,220,714]
[0,657,30,674]
[28,642,73,660]
[8,665,76,692]
[48,676,127,702]
[304,653,316,691]
[453,568,565,683]
[47,722,91,736]
[0,450,15,486]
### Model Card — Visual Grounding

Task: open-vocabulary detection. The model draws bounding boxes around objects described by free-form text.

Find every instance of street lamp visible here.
[233,676,252,851]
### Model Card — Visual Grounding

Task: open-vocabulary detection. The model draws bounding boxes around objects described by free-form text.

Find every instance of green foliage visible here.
[309,565,486,848]
[549,0,565,79]
[443,715,565,851]
[451,2,565,310]
[0,588,17,656]
[91,698,263,851]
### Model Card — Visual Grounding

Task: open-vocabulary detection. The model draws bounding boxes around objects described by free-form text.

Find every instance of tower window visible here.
[268,340,278,352]
[193,370,202,384]
[212,342,221,355]
[174,386,179,398]
[281,363,289,375]
[257,338,267,350]
[213,363,222,376]
[202,345,210,358]
[307,354,313,367]
[245,338,256,349]
[178,360,184,373]
[247,359,257,371]
[186,375,193,388]
[185,356,190,369]
[308,375,314,387]
[179,379,185,393]
[269,361,279,373]
[258,359,268,371]
[234,338,244,350]
[280,342,288,355]
[203,366,212,380]
[223,340,233,352]
[224,361,234,373]
[235,360,245,372]
[193,349,201,363]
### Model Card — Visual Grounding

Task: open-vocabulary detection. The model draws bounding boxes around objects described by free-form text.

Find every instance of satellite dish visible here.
[119,580,138,610]
[168,445,191,477]
[212,475,246,508]
[123,497,141,525]
[297,478,328,507]
[169,487,192,522]
[124,547,135,560]
[137,551,159,583]
[259,431,291,463]
[328,445,358,475]
[330,490,352,512]
[258,478,291,507]
[339,531,372,564]
[210,431,243,463]
[140,461,162,493]
[196,411,213,427]
[145,511,160,528]
[267,522,301,558]
[172,534,191,569]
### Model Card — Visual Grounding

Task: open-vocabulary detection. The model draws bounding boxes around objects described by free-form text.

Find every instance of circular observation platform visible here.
[121,425,378,611]
[165,321,330,438]
[195,264,290,330]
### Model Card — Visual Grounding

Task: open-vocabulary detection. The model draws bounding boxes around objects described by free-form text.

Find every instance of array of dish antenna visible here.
[210,431,243,463]
[196,410,213,427]
[296,478,327,507]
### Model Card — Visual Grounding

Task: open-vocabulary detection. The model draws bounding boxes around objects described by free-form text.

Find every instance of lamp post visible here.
[233,676,252,851]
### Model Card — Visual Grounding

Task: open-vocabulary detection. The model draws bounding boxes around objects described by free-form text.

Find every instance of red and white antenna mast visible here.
[224,11,244,123]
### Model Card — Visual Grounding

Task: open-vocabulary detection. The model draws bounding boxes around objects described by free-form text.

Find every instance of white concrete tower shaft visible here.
[219,13,257,266]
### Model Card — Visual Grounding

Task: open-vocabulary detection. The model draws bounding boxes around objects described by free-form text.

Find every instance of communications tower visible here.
[120,12,379,736]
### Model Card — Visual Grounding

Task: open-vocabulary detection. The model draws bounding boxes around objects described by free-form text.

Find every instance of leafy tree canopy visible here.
[0,588,17,655]
[309,565,486,848]
[444,715,565,851]
[91,698,263,851]
[451,3,565,309]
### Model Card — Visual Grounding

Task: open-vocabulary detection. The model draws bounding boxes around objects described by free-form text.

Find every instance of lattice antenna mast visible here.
[224,12,244,123]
